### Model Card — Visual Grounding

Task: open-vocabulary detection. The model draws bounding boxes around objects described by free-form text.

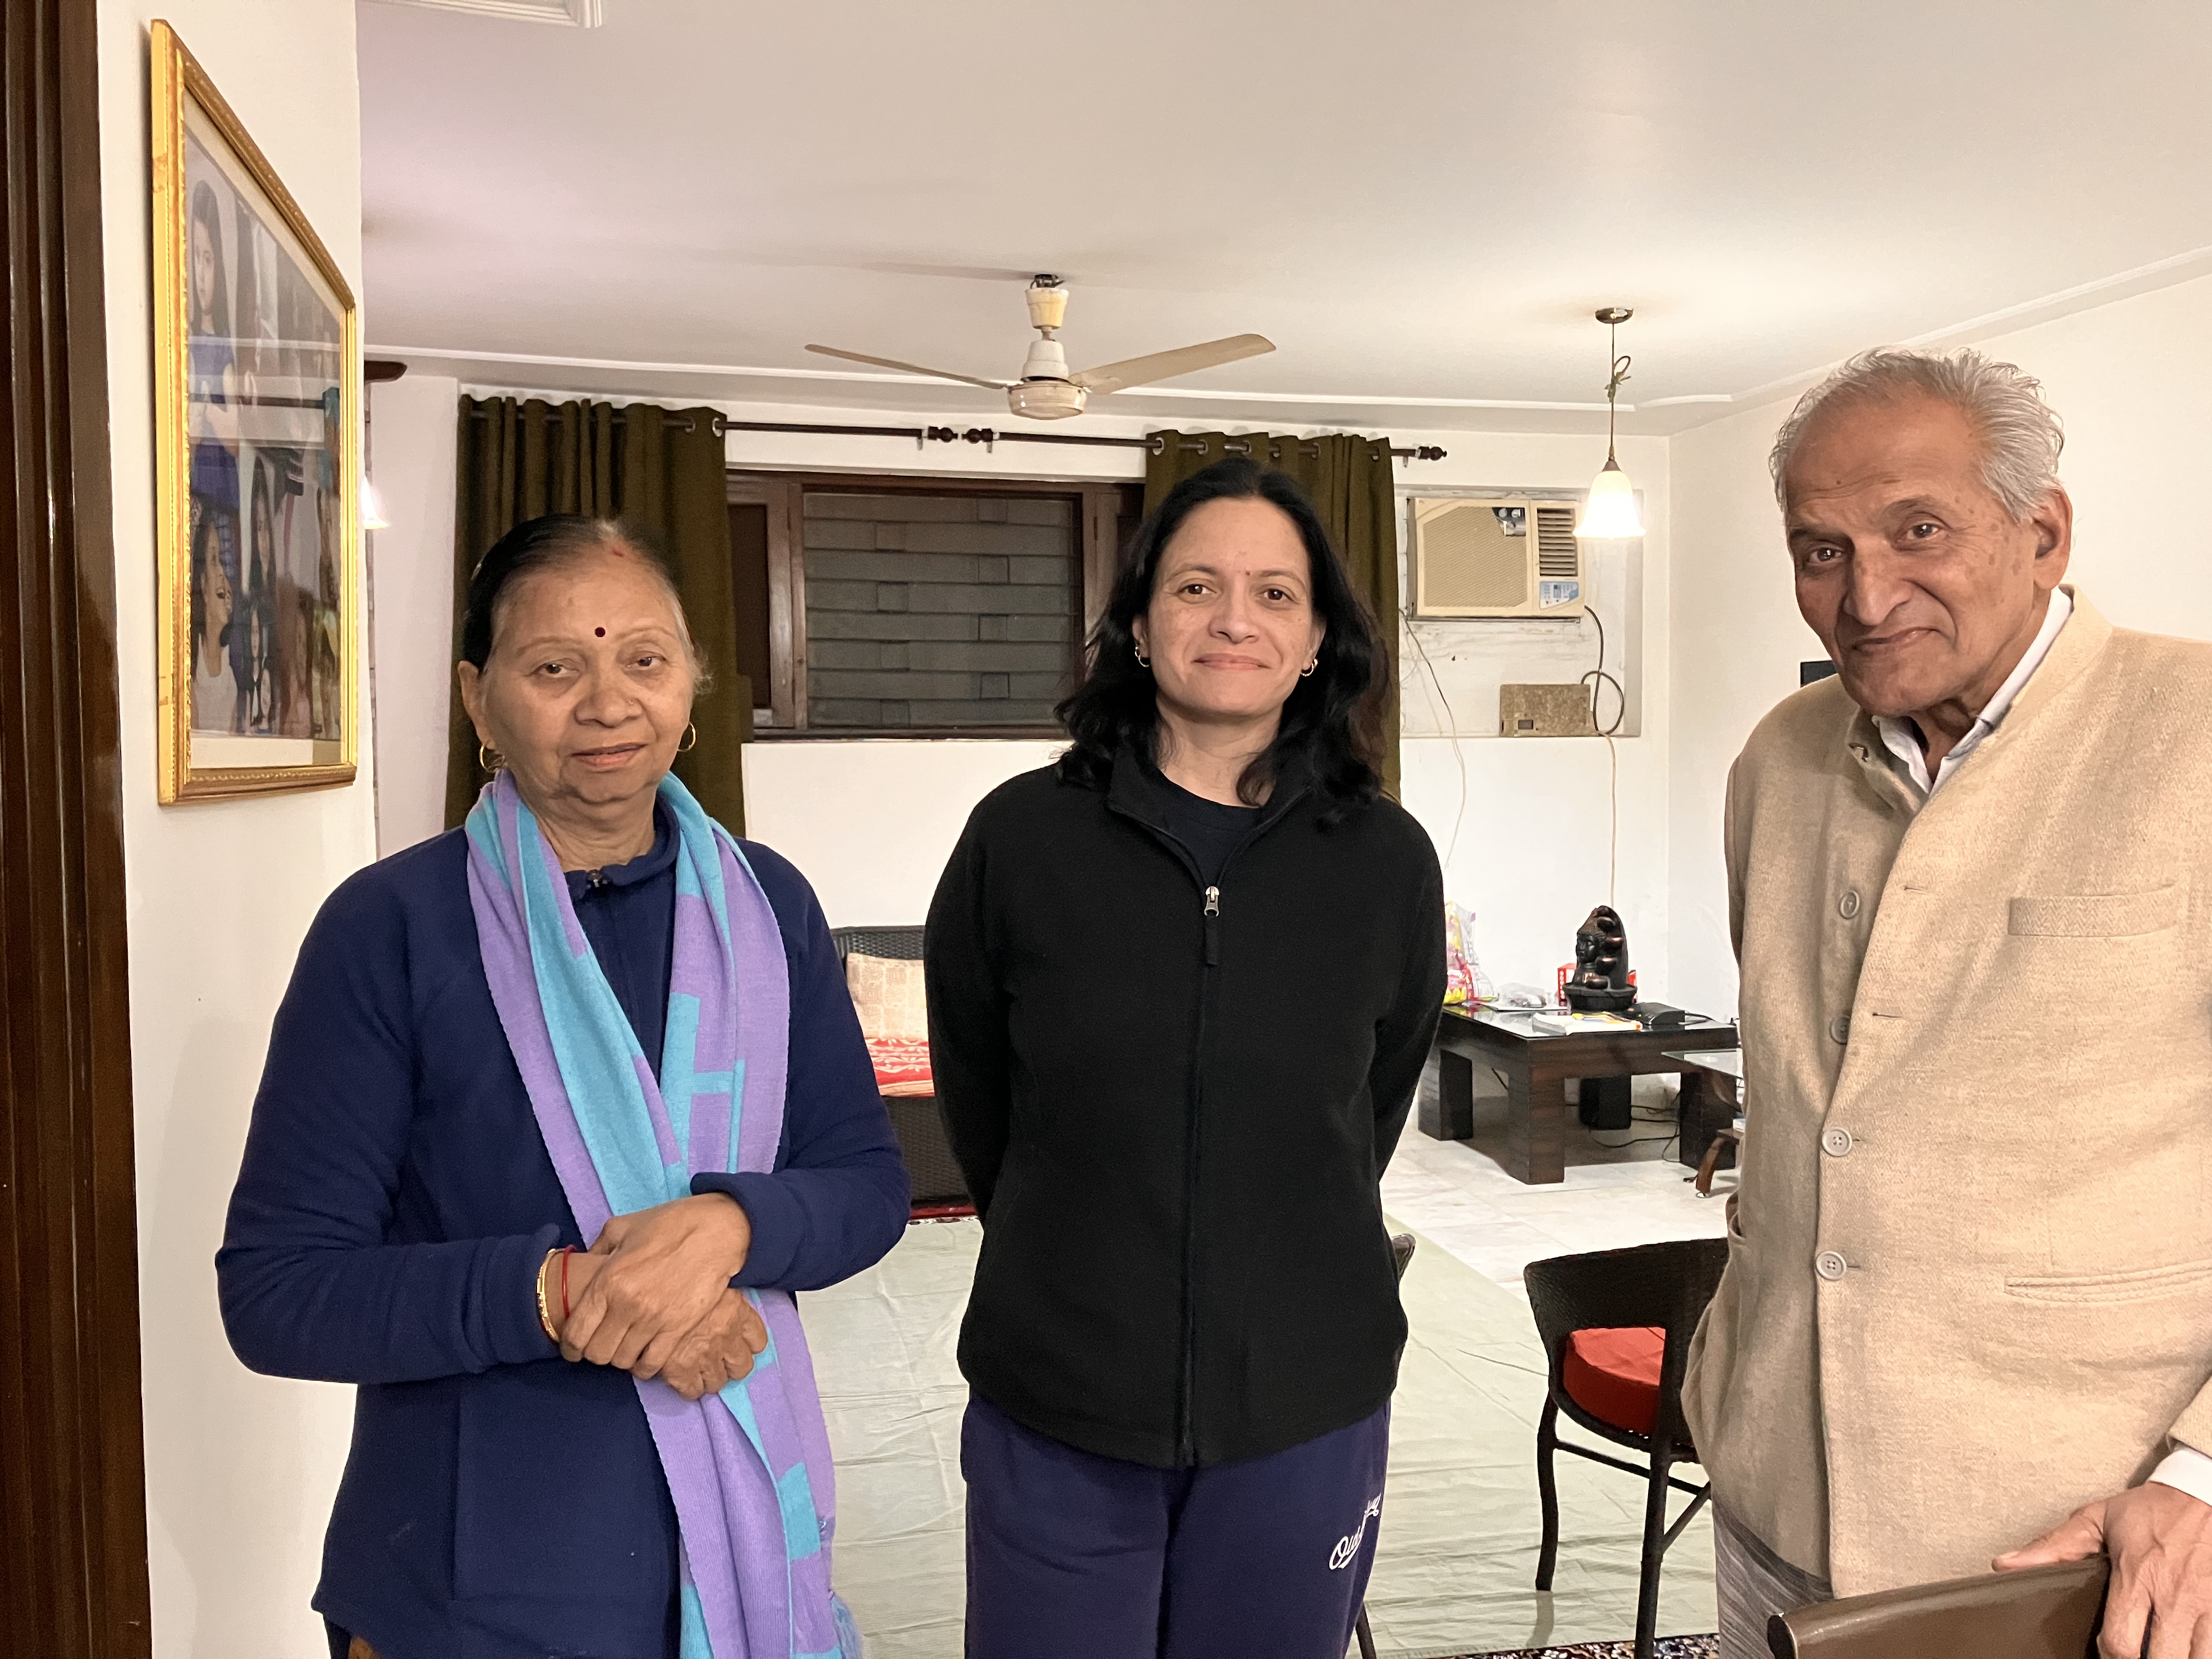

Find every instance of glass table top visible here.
[1664,1046,1743,1079]
[1447,1004,1736,1043]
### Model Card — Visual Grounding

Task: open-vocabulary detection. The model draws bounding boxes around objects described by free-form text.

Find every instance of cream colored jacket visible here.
[1681,591,2212,1594]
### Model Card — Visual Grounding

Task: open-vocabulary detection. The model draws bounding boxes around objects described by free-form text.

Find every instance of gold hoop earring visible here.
[1134,645,1151,669]
[677,723,698,753]
[1301,658,1319,678]
[477,741,504,773]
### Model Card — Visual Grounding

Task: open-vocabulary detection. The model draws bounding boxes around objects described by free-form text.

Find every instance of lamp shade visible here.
[362,478,391,531]
[1575,456,1643,539]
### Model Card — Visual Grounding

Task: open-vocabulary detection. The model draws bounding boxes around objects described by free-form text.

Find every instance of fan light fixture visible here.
[1575,307,1644,540]
[362,478,391,531]
[805,275,1274,422]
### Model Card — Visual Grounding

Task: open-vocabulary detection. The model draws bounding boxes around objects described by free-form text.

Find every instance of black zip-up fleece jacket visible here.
[924,752,1446,1468]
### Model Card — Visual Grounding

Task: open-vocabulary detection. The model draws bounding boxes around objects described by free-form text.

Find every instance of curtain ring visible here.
[1301,658,1318,678]
[477,741,504,773]
[677,723,698,753]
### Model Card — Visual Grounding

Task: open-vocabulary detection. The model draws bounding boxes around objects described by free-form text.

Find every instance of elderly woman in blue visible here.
[219,515,906,1659]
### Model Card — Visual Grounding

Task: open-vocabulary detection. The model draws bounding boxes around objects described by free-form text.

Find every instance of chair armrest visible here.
[1767,1556,2107,1659]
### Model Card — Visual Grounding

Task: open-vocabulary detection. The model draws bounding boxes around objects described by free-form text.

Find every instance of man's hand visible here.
[636,1290,770,1402]
[1997,1482,2212,1658]
[560,1194,753,1374]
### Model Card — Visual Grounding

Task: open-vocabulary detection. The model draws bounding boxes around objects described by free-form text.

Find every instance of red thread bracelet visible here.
[560,1245,578,1321]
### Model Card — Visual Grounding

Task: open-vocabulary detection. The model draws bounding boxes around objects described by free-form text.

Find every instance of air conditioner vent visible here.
[1534,507,1580,577]
[1411,496,1585,618]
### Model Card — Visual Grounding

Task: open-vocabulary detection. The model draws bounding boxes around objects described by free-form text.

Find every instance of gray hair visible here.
[1769,347,2064,518]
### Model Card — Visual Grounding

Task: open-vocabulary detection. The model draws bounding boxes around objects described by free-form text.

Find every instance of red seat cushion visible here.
[1562,1325,1665,1435]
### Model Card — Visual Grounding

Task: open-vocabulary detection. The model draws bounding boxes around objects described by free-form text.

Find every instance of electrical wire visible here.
[1404,618,1470,871]
[1581,607,1627,736]
[1581,606,1626,907]
[1589,1130,1680,1150]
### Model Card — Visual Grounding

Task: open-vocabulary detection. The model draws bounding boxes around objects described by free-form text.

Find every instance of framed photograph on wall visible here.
[151,19,359,802]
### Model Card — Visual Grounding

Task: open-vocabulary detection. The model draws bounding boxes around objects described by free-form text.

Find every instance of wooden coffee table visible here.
[1421,1005,1739,1184]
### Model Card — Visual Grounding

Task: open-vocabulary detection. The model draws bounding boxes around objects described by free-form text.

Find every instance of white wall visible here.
[1666,270,2212,1018]
[97,4,372,1654]
[1396,432,1671,996]
[367,374,460,855]
[369,388,1672,982]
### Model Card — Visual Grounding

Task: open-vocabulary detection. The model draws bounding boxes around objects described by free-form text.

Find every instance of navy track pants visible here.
[961,1395,1390,1659]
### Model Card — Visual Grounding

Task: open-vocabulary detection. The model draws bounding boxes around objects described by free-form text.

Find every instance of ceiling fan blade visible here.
[804,344,1008,392]
[1070,334,1275,395]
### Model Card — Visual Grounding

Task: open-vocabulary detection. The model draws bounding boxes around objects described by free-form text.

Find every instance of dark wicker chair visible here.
[829,926,969,1207]
[1351,1231,1418,1659]
[1525,1237,1730,1659]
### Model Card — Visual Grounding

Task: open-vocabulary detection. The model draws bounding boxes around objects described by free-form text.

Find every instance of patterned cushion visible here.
[845,952,928,1041]
[867,1036,933,1097]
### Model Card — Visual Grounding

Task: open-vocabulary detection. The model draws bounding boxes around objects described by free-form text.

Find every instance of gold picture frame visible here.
[152,19,359,802]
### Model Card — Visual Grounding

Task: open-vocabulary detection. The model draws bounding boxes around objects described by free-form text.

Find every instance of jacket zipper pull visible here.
[1203,885,1221,966]
[1204,886,1220,918]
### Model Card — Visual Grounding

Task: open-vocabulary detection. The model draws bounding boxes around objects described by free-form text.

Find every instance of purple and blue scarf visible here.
[467,770,852,1659]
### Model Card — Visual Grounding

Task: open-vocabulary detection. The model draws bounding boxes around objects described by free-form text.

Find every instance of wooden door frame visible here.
[1,2,155,1655]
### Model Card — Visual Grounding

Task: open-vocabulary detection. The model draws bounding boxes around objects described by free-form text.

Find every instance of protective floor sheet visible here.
[808,1218,1716,1659]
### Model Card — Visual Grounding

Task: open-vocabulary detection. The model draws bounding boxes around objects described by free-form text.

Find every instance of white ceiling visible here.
[358,1,2212,436]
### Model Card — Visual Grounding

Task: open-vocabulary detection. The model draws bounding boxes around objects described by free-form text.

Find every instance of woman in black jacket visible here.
[926,458,1446,1659]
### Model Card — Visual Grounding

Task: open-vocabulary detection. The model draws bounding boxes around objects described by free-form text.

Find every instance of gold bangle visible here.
[535,1249,560,1342]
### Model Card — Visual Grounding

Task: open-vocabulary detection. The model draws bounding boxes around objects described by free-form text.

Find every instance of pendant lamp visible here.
[1575,306,1644,540]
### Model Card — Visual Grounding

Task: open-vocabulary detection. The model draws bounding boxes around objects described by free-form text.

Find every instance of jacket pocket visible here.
[2005,1257,2212,1305]
[2008,883,2180,938]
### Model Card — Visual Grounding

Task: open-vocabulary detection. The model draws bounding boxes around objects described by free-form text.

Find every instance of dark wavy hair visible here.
[1056,458,1385,820]
[459,513,706,690]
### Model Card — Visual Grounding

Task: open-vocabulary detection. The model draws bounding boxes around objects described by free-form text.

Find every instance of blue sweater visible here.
[218,816,908,1659]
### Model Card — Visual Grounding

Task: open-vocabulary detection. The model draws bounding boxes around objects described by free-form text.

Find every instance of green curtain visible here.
[1143,431,1401,797]
[444,396,751,833]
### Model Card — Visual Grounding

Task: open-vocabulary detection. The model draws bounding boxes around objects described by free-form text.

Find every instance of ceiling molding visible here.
[1652,241,2212,426]
[363,0,602,26]
[364,344,1626,413]
[369,240,2212,433]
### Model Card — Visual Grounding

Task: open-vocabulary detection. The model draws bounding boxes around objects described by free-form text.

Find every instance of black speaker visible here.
[1576,1074,1633,1131]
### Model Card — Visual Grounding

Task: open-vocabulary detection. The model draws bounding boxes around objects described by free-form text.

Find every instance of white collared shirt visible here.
[1871,588,2073,798]
[1860,586,2212,1506]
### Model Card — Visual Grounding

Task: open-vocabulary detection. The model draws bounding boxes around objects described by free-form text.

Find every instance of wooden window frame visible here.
[727,469,1138,741]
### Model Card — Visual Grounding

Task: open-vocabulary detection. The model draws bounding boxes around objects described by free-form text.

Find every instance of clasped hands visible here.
[1999,1480,2212,1658]
[544,1193,766,1402]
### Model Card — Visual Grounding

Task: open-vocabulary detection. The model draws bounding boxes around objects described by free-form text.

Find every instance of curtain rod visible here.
[465,403,1446,461]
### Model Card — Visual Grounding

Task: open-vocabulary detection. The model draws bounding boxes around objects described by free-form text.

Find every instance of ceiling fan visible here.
[806,275,1274,421]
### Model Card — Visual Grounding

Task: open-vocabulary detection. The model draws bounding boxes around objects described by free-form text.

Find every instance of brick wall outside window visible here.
[802,492,1078,729]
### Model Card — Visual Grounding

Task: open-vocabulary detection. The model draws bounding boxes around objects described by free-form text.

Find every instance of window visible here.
[728,471,1141,736]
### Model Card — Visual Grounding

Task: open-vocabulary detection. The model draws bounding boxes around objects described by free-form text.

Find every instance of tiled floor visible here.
[1383,1076,1733,1296]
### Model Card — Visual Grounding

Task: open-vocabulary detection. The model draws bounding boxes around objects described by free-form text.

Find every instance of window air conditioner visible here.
[1410,497,1585,619]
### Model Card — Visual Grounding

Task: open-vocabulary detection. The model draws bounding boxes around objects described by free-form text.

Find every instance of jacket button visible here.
[1839,889,1861,919]
[1816,1250,1848,1282]
[1829,1013,1852,1045]
[1822,1127,1854,1157]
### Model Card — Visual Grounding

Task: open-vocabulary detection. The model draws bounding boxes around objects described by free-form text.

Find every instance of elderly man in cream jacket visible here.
[1683,347,2212,1659]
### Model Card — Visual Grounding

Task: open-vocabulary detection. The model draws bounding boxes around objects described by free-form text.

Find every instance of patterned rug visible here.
[1441,1638,1719,1659]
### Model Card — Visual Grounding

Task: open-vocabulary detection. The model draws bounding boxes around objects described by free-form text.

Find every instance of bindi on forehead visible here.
[595,627,606,637]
